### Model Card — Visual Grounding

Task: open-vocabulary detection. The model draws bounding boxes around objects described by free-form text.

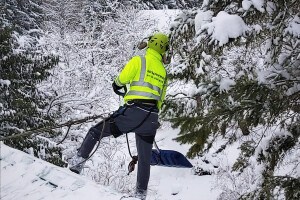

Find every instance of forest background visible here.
[1,0,299,199]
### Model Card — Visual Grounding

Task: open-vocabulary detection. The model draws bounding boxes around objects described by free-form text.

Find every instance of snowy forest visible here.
[1,0,299,200]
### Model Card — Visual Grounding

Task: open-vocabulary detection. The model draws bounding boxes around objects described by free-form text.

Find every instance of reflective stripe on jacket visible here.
[115,48,168,109]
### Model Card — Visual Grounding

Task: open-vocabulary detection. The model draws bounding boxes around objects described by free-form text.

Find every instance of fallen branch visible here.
[0,114,108,141]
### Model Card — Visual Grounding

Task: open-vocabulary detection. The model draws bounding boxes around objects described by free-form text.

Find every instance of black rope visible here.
[71,105,153,174]
[125,108,152,159]
[56,125,71,145]
[74,117,109,167]
[151,140,161,165]
[125,108,153,175]
[126,133,133,158]
[71,104,154,170]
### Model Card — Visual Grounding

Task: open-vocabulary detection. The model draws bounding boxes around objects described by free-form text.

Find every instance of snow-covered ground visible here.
[1,142,122,200]
[146,128,222,200]
[1,127,223,200]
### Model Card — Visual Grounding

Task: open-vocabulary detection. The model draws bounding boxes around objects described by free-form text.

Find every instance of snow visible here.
[242,0,265,12]
[242,0,252,10]
[151,169,218,200]
[256,69,270,84]
[201,0,211,8]
[253,24,262,34]
[2,2,299,199]
[285,82,300,96]
[285,15,300,37]
[194,10,213,35]
[251,0,265,12]
[0,143,124,200]
[1,127,223,200]
[148,128,223,200]
[0,79,11,86]
[139,9,180,35]
[219,77,236,92]
[199,11,249,46]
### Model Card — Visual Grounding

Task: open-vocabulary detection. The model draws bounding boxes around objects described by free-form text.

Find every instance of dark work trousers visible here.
[77,105,160,194]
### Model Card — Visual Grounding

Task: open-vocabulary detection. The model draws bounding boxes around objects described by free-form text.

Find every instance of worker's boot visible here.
[135,187,147,200]
[69,154,86,174]
[69,128,100,174]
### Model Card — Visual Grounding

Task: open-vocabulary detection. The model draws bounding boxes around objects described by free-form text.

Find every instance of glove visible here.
[112,82,127,97]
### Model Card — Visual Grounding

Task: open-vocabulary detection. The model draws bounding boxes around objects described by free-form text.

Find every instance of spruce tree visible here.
[0,1,66,167]
[164,0,300,199]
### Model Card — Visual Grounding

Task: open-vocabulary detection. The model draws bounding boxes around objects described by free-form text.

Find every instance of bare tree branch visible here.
[0,114,109,141]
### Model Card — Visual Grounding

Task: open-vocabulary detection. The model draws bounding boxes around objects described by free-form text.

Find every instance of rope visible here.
[126,131,161,173]
[125,107,154,175]
[126,133,134,158]
[153,140,161,153]
[56,126,71,145]
[125,108,152,159]
[75,117,108,167]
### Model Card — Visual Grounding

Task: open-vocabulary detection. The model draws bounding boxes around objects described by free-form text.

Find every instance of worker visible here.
[70,32,169,200]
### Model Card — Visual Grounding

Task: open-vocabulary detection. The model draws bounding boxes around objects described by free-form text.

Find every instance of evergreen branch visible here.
[0,114,108,141]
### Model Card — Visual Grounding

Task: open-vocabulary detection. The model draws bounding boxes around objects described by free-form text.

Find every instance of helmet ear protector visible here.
[162,51,171,64]
[138,41,148,50]
[137,36,151,50]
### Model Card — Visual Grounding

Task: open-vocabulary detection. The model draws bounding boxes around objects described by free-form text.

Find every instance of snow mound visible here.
[199,11,249,46]
[242,0,265,12]
[0,143,123,200]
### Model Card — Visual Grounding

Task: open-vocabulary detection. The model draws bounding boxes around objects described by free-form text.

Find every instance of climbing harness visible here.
[126,131,162,175]
[124,104,155,175]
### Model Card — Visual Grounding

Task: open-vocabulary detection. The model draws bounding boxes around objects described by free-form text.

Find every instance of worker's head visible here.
[147,33,169,55]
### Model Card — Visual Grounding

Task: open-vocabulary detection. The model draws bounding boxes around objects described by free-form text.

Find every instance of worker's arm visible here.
[158,78,168,109]
[115,57,139,87]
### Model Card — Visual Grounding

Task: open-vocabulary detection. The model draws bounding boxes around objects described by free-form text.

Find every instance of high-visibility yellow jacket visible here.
[115,48,168,109]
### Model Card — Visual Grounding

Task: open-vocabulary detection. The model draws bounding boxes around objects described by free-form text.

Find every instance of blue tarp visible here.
[151,149,193,168]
